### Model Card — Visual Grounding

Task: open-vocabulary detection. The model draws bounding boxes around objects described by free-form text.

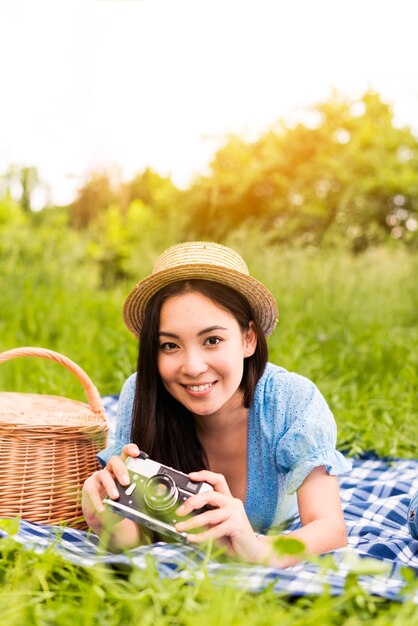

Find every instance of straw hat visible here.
[123,241,279,338]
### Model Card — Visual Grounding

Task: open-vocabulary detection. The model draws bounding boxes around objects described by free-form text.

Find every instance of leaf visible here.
[273,536,306,556]
[0,518,20,536]
[400,566,416,584]
[342,550,391,575]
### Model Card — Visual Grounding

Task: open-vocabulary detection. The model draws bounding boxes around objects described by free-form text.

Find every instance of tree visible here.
[124,167,181,213]
[1,165,43,213]
[184,91,418,250]
[71,169,186,285]
[70,171,117,229]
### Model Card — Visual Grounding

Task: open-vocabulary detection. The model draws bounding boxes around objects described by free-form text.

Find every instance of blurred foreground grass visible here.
[1,530,418,626]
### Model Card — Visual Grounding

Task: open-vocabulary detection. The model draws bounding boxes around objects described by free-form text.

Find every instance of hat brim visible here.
[123,264,278,338]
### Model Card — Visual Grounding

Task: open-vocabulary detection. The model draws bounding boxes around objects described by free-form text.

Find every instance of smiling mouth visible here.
[184,382,215,392]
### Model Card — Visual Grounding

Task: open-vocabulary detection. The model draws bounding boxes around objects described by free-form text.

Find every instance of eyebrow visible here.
[158,326,228,339]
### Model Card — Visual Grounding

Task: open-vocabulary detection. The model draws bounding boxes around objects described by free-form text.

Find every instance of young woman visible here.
[82,241,351,566]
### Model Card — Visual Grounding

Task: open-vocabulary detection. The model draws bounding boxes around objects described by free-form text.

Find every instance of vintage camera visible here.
[104,451,213,542]
[408,493,418,540]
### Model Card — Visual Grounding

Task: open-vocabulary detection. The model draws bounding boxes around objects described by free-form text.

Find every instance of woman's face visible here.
[157,291,257,419]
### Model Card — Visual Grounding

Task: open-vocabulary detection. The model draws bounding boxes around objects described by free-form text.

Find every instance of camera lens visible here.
[144,474,178,511]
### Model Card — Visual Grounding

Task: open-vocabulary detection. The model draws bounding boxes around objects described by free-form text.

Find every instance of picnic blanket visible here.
[0,395,417,603]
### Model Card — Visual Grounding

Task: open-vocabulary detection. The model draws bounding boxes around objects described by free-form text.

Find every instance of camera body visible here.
[104,451,213,542]
[408,493,418,540]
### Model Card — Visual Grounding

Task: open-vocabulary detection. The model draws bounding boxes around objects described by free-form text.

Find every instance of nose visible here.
[180,348,209,378]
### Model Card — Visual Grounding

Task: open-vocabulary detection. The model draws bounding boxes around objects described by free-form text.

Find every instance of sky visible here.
[1,0,418,207]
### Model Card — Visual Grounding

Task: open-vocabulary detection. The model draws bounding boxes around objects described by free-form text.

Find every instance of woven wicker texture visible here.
[0,347,108,528]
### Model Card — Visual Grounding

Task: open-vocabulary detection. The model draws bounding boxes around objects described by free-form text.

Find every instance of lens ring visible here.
[144,474,178,511]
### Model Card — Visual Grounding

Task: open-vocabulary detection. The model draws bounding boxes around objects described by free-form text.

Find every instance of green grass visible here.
[1,232,416,458]
[1,227,417,624]
[262,246,418,459]
[1,536,418,626]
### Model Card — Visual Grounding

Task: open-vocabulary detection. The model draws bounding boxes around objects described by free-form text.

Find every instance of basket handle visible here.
[0,347,105,417]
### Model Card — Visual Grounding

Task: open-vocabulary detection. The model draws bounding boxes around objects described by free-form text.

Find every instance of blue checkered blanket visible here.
[1,395,417,603]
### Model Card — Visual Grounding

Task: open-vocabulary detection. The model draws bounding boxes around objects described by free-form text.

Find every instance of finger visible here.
[188,470,232,496]
[106,456,131,486]
[83,473,107,513]
[185,521,237,544]
[100,469,122,500]
[120,443,140,462]
[176,507,230,532]
[177,491,229,516]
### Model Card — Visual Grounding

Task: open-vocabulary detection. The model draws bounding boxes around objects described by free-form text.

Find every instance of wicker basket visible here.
[0,347,108,528]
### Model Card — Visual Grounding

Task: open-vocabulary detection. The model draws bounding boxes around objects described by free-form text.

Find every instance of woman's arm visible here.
[256,466,347,567]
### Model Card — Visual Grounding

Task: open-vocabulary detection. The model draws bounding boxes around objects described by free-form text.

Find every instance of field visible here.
[1,234,416,459]
[0,234,417,624]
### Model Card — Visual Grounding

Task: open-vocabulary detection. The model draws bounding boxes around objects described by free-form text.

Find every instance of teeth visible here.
[186,383,213,392]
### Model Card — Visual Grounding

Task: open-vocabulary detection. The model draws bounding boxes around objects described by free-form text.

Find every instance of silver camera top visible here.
[125,455,213,494]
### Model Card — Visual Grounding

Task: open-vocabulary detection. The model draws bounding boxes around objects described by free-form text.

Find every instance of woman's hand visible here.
[81,443,143,548]
[175,470,265,563]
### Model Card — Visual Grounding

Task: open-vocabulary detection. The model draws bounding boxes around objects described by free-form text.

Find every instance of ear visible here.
[243,321,257,357]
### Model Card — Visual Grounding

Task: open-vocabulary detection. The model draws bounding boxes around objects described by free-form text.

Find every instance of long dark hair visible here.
[130,279,268,473]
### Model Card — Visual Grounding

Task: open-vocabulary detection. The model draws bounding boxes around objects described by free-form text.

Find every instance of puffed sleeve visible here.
[275,373,351,494]
[97,373,137,466]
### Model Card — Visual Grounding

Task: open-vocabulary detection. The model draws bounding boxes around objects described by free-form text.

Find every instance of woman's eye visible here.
[160,342,178,352]
[204,336,222,346]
